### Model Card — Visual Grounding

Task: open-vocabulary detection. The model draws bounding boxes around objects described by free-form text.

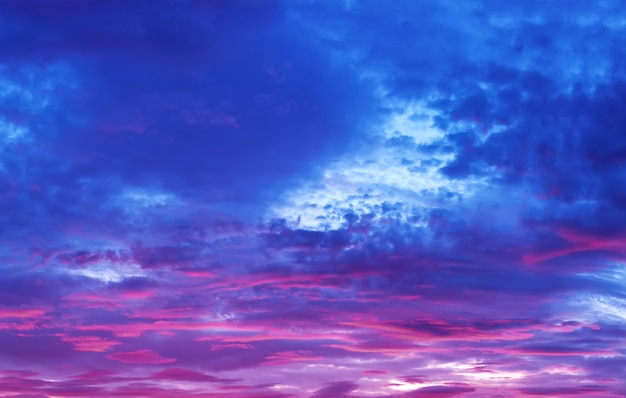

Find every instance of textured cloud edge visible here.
[1,0,626,397]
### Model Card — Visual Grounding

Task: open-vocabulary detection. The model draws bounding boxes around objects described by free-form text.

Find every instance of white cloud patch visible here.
[270,102,486,230]
[0,118,28,145]
[69,261,146,283]
[112,187,183,218]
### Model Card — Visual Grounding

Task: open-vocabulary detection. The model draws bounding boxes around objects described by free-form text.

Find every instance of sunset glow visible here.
[1,1,625,397]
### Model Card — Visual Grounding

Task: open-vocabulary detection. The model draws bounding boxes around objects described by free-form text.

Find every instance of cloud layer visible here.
[1,0,625,397]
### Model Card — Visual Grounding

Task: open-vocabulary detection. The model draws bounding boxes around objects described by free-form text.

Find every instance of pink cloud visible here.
[363,370,388,375]
[523,229,626,264]
[70,369,118,380]
[59,335,121,352]
[0,308,47,319]
[210,343,253,351]
[151,367,236,383]
[263,350,323,366]
[182,270,216,278]
[105,349,177,364]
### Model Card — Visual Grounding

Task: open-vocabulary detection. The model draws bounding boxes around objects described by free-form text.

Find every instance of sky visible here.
[1,0,626,397]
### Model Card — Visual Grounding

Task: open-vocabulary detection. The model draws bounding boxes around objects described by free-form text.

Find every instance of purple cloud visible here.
[0,0,625,397]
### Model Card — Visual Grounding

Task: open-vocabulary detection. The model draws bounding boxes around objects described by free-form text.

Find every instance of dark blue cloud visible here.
[0,0,379,241]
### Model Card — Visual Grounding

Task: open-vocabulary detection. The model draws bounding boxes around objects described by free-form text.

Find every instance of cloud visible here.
[409,385,476,397]
[311,381,358,398]
[151,367,237,383]
[0,0,381,245]
[105,349,177,364]
[1,0,626,397]
[517,386,607,396]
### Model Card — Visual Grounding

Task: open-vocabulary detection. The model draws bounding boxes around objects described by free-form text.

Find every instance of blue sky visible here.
[1,1,626,397]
